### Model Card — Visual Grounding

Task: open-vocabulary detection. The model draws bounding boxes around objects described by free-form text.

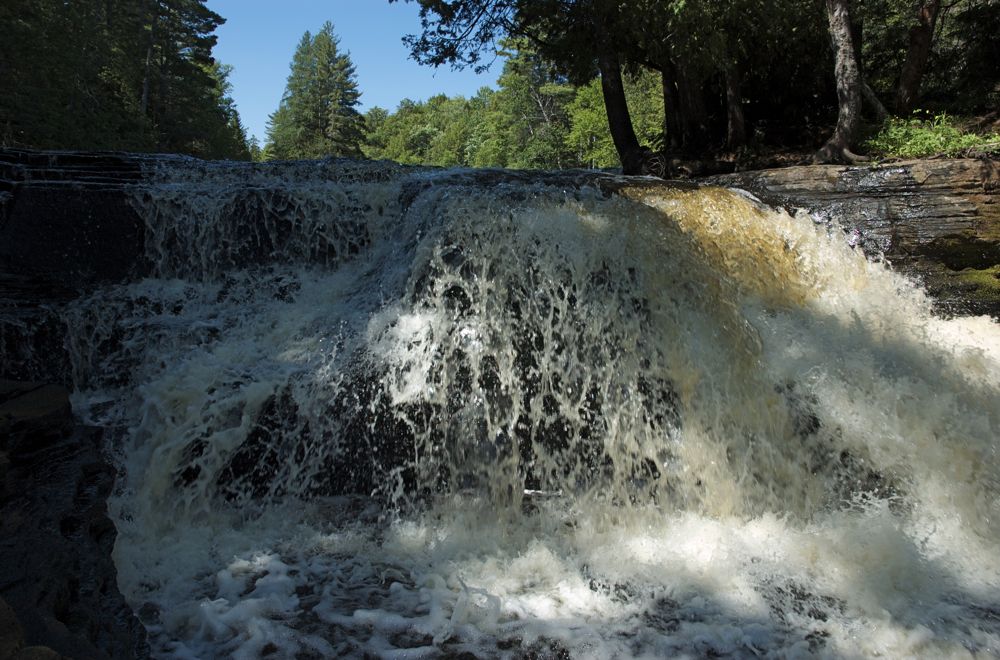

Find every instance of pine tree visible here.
[265,22,365,160]
[0,0,253,158]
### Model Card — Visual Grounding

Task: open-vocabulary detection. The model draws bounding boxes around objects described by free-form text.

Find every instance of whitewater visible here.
[62,159,1000,658]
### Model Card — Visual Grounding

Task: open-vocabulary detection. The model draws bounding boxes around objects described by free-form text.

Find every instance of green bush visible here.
[864,113,999,158]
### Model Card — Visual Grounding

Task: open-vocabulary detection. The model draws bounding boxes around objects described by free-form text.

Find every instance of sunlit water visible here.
[62,159,1000,658]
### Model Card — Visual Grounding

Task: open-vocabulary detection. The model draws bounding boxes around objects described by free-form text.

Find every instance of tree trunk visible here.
[724,62,746,149]
[675,60,709,154]
[896,0,940,114]
[862,80,889,122]
[140,1,159,116]
[814,0,867,164]
[597,52,644,174]
[661,64,683,151]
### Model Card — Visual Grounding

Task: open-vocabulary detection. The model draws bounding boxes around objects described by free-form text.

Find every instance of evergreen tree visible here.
[0,0,253,158]
[266,22,365,159]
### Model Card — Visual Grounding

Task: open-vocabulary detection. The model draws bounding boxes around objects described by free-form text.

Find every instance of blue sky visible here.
[206,0,502,144]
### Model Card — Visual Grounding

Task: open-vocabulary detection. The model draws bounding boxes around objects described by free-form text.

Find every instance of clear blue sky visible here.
[205,0,502,144]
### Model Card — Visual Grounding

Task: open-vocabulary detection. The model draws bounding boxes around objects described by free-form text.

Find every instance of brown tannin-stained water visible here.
[64,160,1000,658]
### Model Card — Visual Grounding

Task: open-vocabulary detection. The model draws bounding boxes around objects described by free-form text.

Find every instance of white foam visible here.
[60,164,1000,657]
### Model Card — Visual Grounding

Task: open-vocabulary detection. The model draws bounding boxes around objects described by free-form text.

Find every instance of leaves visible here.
[363,43,663,171]
[0,0,253,158]
[864,112,1000,158]
[265,22,366,160]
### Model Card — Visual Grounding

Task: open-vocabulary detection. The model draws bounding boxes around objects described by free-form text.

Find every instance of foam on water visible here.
[63,160,1000,658]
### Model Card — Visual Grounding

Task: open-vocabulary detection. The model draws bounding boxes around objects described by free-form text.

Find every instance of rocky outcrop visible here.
[1,150,155,385]
[0,149,153,287]
[704,158,1000,317]
[0,381,148,659]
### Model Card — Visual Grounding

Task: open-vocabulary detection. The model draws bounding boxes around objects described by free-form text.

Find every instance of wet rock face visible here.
[0,149,150,287]
[0,381,148,659]
[0,150,154,385]
[704,158,1000,318]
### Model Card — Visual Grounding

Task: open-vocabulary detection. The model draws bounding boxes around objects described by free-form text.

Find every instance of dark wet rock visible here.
[0,149,151,384]
[703,158,1000,318]
[0,275,74,384]
[0,150,149,288]
[0,381,73,453]
[1,595,26,658]
[12,646,65,660]
[0,381,148,659]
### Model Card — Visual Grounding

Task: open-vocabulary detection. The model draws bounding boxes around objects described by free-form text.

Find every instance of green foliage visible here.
[0,0,254,159]
[265,22,366,160]
[363,42,665,171]
[864,113,1000,158]
[363,44,583,170]
[566,71,663,169]
[480,43,575,169]
[397,0,999,160]
[565,80,617,168]
[362,95,481,166]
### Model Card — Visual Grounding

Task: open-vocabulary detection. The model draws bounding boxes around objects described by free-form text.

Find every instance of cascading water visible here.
[63,159,1000,658]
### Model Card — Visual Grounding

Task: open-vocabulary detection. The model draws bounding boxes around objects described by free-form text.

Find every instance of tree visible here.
[266,22,365,159]
[362,43,576,170]
[362,106,390,158]
[394,0,658,173]
[480,43,575,169]
[566,80,618,168]
[896,0,941,113]
[200,62,254,159]
[139,0,250,157]
[566,69,663,169]
[362,97,473,165]
[814,0,868,163]
[0,0,149,150]
[0,0,253,158]
[380,0,996,169]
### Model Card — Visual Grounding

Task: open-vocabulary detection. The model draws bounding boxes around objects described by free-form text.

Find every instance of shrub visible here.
[864,113,1000,159]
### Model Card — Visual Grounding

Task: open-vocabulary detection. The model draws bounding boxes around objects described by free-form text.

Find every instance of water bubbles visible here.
[58,160,1000,657]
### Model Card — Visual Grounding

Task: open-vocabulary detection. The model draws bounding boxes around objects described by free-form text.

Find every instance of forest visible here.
[2,0,998,171]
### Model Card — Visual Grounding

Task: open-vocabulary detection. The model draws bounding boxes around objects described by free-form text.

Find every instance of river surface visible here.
[64,160,1000,658]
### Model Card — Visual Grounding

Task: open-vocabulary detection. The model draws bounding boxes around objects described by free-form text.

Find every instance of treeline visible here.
[362,45,663,169]
[0,0,255,159]
[264,1,998,170]
[395,0,1000,169]
[4,1,996,168]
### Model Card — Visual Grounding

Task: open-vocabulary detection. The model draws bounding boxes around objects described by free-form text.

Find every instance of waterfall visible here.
[63,159,1000,658]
